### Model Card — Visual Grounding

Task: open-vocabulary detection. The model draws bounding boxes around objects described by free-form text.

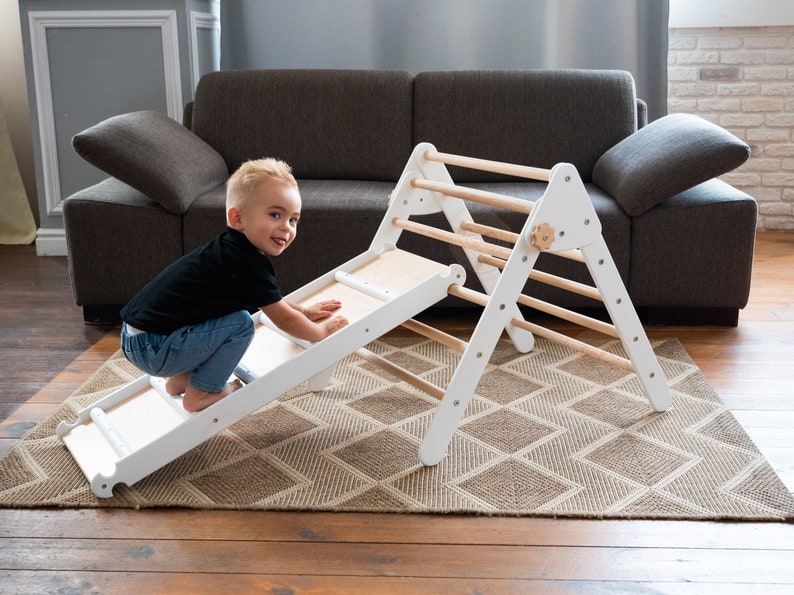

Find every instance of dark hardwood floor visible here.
[1,233,793,593]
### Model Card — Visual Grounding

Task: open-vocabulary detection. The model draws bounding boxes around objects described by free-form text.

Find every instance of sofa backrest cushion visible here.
[190,69,414,182]
[413,70,638,183]
[72,110,229,214]
[592,113,751,216]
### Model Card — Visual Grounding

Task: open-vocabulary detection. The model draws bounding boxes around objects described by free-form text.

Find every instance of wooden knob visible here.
[530,223,555,251]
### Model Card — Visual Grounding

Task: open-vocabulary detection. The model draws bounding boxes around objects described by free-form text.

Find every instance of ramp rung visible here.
[334,271,396,302]
[89,407,132,458]
[150,377,193,420]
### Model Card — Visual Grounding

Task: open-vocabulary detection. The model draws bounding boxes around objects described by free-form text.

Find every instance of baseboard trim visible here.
[35,228,67,256]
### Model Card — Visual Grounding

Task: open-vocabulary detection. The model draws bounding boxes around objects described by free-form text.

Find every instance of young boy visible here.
[120,158,348,412]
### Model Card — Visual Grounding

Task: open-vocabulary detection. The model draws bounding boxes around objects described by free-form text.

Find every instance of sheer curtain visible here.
[220,0,668,121]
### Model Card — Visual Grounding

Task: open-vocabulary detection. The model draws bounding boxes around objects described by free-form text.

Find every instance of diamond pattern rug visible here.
[1,336,793,520]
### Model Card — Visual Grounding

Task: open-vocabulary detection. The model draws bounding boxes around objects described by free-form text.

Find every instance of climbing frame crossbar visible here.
[58,142,671,497]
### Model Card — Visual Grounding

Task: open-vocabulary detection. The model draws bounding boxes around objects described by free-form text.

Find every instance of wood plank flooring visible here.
[1,232,793,593]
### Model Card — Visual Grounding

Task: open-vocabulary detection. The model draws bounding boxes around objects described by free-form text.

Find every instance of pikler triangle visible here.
[58,142,670,497]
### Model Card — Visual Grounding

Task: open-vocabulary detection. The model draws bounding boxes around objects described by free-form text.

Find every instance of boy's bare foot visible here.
[165,373,191,396]
[182,379,244,412]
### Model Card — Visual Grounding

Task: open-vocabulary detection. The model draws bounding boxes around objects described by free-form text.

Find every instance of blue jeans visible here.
[121,311,255,393]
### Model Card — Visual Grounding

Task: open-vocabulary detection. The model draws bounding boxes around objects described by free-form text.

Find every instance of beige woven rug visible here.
[1,336,793,520]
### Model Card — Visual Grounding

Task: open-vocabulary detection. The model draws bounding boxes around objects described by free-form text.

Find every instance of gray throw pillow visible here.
[72,110,229,214]
[592,113,750,216]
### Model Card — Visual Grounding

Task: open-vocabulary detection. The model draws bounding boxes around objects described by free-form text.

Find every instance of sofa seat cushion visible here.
[72,111,229,214]
[190,70,414,182]
[413,70,638,183]
[592,113,751,216]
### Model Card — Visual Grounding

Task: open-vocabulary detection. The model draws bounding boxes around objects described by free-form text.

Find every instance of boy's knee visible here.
[228,310,255,336]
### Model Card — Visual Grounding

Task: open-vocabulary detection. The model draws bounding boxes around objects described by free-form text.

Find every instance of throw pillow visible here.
[592,113,750,216]
[72,111,229,214]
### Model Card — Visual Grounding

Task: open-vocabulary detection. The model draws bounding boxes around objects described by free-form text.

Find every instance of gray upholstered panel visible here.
[190,70,414,181]
[413,70,638,183]
[183,180,397,295]
[63,178,183,306]
[629,179,757,308]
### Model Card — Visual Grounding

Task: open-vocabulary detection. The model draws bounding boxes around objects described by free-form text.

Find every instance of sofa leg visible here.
[82,305,122,326]
[641,306,740,327]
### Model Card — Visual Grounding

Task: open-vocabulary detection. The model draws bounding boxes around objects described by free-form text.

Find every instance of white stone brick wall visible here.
[668,26,794,230]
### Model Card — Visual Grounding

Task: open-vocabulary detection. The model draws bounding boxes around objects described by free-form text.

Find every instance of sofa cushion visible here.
[413,70,638,183]
[592,113,751,216]
[190,70,414,181]
[72,110,229,214]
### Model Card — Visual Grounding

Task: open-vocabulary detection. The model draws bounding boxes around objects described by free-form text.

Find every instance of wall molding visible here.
[27,10,183,220]
[189,10,220,91]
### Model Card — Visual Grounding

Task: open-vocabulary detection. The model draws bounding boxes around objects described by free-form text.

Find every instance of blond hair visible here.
[226,158,297,215]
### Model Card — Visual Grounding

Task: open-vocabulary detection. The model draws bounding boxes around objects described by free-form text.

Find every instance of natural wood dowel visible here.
[448,284,489,307]
[515,294,620,338]
[401,318,468,353]
[355,348,445,400]
[424,150,551,182]
[393,218,513,260]
[509,318,635,372]
[446,285,631,369]
[527,268,601,300]
[477,254,603,302]
[411,178,534,214]
[449,282,614,337]
[460,221,519,244]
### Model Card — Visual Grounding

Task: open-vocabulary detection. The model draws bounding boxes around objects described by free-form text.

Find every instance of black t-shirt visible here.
[120,228,282,334]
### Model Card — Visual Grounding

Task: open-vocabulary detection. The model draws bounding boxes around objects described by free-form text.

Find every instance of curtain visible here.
[220,0,668,121]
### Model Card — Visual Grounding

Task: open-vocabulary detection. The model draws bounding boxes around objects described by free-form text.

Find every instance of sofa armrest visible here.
[593,113,750,216]
[72,110,228,214]
[63,179,184,308]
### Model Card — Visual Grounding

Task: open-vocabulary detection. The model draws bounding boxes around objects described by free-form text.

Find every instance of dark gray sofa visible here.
[63,69,756,326]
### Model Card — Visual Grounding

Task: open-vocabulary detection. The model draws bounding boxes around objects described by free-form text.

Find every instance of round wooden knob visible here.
[530,223,555,251]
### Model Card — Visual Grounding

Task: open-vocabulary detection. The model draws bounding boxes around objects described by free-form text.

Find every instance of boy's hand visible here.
[323,315,349,336]
[303,299,342,321]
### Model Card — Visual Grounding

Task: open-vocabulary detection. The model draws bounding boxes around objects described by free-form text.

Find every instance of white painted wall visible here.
[669,0,794,28]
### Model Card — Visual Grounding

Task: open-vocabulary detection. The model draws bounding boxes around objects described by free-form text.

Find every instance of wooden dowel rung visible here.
[448,284,489,307]
[446,285,631,370]
[515,294,620,338]
[477,255,603,302]
[424,150,551,182]
[509,318,635,372]
[528,268,602,302]
[393,218,513,260]
[355,348,445,400]
[450,281,614,337]
[460,221,519,244]
[400,319,468,353]
[411,178,534,214]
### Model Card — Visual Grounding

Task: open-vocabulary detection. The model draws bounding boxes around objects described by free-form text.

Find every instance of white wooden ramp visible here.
[58,142,671,497]
[58,247,464,497]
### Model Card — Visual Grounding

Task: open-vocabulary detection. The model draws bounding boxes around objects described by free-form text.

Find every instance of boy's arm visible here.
[261,299,347,342]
